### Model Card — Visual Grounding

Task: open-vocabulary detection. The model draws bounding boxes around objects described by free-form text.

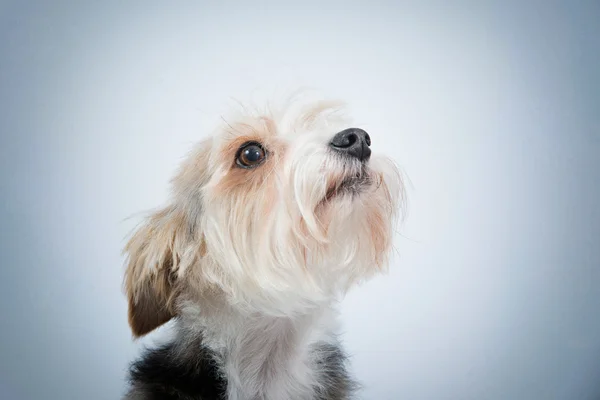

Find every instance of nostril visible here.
[345,133,358,147]
[365,134,371,147]
[330,130,359,149]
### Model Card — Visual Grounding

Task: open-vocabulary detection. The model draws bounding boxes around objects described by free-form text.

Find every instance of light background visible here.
[1,1,599,399]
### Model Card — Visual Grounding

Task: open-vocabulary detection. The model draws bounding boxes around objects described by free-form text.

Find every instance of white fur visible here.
[190,103,403,315]
[124,95,405,400]
[179,298,340,400]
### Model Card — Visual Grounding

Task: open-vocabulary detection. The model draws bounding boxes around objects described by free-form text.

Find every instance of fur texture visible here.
[122,94,405,400]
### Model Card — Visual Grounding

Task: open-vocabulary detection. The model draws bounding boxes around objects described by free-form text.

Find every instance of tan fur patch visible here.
[123,206,187,336]
[214,134,286,198]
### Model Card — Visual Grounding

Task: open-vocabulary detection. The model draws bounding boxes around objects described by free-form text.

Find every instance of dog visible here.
[122,95,405,400]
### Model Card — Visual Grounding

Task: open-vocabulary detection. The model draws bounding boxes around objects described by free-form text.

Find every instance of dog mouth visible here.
[323,170,371,203]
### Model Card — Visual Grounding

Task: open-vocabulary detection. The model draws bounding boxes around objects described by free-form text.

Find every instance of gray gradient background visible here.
[1,1,599,399]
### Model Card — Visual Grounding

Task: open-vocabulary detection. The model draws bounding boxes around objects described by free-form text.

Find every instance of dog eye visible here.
[236,142,266,168]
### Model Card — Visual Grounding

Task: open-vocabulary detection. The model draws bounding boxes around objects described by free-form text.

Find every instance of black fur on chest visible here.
[125,335,355,400]
[126,337,226,400]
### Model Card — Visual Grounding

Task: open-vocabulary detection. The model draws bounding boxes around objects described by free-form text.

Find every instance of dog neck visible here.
[178,297,340,400]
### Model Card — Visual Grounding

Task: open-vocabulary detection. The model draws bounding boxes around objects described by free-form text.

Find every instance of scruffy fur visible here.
[122,95,405,400]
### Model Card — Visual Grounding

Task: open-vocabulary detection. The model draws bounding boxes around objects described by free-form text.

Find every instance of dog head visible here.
[123,97,405,336]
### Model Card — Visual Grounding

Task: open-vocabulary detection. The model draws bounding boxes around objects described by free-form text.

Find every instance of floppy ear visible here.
[123,205,190,337]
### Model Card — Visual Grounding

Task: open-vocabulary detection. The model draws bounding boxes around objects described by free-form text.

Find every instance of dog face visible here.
[124,98,404,336]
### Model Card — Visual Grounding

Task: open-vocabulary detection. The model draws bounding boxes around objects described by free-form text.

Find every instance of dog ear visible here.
[123,205,189,337]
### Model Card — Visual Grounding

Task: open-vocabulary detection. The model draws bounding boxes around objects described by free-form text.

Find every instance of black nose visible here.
[329,128,372,161]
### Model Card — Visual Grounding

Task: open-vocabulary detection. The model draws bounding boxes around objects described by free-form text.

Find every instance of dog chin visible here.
[324,170,371,202]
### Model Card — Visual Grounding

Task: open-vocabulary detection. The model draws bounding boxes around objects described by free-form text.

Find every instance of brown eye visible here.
[236,142,266,168]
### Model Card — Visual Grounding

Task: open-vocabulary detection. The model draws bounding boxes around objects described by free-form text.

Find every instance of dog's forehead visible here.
[212,101,352,147]
[222,115,277,140]
[210,116,280,163]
